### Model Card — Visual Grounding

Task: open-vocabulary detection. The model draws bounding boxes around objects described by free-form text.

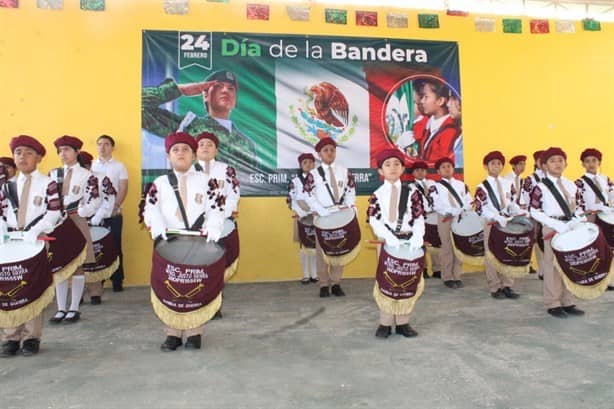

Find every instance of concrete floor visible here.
[1,273,614,409]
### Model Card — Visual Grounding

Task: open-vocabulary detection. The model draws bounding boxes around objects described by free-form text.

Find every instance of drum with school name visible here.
[297,215,317,250]
[220,218,240,281]
[450,210,485,266]
[486,216,535,278]
[424,212,441,248]
[374,244,425,316]
[47,216,87,284]
[0,233,54,328]
[551,222,613,299]
[82,226,119,282]
[596,211,614,250]
[151,236,225,329]
[314,208,361,266]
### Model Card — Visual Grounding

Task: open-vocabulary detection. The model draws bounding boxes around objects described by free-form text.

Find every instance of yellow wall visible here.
[1,1,612,284]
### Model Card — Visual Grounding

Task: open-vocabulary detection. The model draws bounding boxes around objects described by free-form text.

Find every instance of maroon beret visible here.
[298,153,315,165]
[580,148,602,162]
[78,151,94,165]
[409,160,429,172]
[376,148,405,168]
[195,132,219,148]
[482,151,505,166]
[0,157,16,168]
[435,156,455,170]
[54,135,83,150]
[542,147,567,163]
[509,155,527,165]
[533,150,545,162]
[9,135,46,157]
[165,132,197,153]
[315,137,336,153]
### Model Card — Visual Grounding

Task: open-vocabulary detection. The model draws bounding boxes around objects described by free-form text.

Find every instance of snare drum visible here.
[0,235,54,328]
[373,244,425,316]
[220,219,240,281]
[450,210,485,266]
[297,215,317,250]
[486,216,535,277]
[551,222,613,299]
[82,226,119,283]
[48,217,86,284]
[314,208,361,266]
[596,211,614,250]
[424,212,441,248]
[150,236,226,329]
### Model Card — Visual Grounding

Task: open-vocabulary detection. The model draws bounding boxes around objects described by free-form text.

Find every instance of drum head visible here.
[314,208,355,229]
[498,216,534,235]
[384,244,425,260]
[425,212,438,225]
[220,219,236,239]
[155,236,224,266]
[89,226,110,241]
[598,212,614,224]
[451,211,483,236]
[298,214,314,226]
[0,236,44,264]
[552,223,599,252]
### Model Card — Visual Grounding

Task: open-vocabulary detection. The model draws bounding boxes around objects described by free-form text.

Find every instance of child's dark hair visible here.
[423,80,450,101]
[97,134,115,147]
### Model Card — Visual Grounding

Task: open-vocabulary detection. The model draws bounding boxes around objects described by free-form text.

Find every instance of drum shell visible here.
[488,221,535,267]
[375,245,425,300]
[297,217,317,249]
[596,213,614,250]
[314,209,361,259]
[48,217,86,275]
[451,211,485,258]
[83,226,119,273]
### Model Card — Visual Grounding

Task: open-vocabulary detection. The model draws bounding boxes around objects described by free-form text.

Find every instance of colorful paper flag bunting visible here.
[418,14,439,29]
[37,0,63,9]
[530,19,550,34]
[582,19,601,31]
[446,10,469,17]
[0,0,18,8]
[247,3,269,20]
[164,0,188,15]
[356,11,377,27]
[502,18,522,34]
[386,12,408,28]
[325,8,347,25]
[475,17,496,33]
[555,20,575,33]
[286,5,310,21]
[81,0,104,11]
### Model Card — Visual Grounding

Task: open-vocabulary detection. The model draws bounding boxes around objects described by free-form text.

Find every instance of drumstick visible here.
[166,229,206,237]
[5,235,56,242]
[366,240,433,247]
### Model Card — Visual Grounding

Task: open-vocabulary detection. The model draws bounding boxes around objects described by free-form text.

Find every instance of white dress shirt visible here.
[303,162,356,214]
[91,156,128,211]
[288,173,312,219]
[575,172,614,213]
[49,163,101,218]
[430,177,473,216]
[475,175,522,221]
[530,174,585,230]
[412,178,436,213]
[197,159,240,218]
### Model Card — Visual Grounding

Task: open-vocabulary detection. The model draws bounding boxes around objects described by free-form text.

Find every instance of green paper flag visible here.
[418,14,439,29]
[502,19,522,34]
[81,0,104,11]
[325,8,347,25]
[582,19,601,31]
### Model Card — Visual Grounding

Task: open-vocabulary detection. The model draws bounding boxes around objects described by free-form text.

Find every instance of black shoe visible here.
[607,286,614,291]
[0,341,20,358]
[528,266,537,274]
[331,284,346,297]
[432,271,441,279]
[375,325,392,338]
[64,311,81,323]
[160,336,182,352]
[423,268,430,279]
[454,280,464,288]
[212,310,223,320]
[49,310,67,324]
[90,296,102,305]
[502,287,520,299]
[21,339,40,357]
[300,278,310,285]
[444,280,457,289]
[185,335,202,350]
[563,305,585,316]
[310,277,319,283]
[319,287,330,298]
[491,289,506,299]
[538,275,544,281]
[395,324,418,338]
[547,307,568,318]
[112,282,124,292]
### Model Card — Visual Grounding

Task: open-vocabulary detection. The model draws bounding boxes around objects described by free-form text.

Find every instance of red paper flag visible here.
[247,3,269,20]
[530,19,550,34]
[356,11,377,27]
[446,10,469,17]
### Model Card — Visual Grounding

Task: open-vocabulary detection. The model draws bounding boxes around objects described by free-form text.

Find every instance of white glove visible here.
[408,234,423,250]
[567,217,585,230]
[206,227,222,242]
[551,220,570,234]
[77,207,88,218]
[494,215,508,227]
[90,213,103,226]
[317,207,330,217]
[23,229,39,244]
[383,233,401,248]
[149,220,167,241]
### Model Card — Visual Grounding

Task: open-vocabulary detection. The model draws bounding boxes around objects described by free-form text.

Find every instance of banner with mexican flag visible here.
[142,31,462,196]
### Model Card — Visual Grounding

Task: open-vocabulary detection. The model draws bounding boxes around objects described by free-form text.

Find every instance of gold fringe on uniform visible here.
[451,236,485,267]
[223,258,239,282]
[372,278,425,316]
[0,284,55,328]
[322,245,361,267]
[554,258,614,300]
[84,256,120,283]
[485,251,530,278]
[150,289,223,330]
[52,246,87,285]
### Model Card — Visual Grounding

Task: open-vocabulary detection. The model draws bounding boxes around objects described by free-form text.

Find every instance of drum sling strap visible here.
[3,181,19,219]
[166,171,205,231]
[482,180,502,212]
[52,167,80,213]
[541,178,573,221]
[438,179,464,208]
[193,162,203,172]
[414,181,433,207]
[533,172,541,183]
[317,166,345,206]
[385,184,412,239]
[581,176,607,205]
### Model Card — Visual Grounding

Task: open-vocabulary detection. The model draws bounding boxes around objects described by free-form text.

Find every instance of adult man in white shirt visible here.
[92,135,128,292]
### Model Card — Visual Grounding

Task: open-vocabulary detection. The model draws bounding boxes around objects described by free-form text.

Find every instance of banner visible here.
[142,31,463,196]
